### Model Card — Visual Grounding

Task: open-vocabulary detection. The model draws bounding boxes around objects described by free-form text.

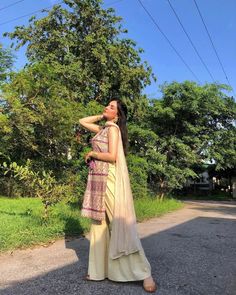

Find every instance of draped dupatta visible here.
[105,122,142,259]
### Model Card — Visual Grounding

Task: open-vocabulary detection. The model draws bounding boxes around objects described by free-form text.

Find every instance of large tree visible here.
[2,1,235,200]
[157,81,236,171]
[0,0,154,198]
[0,44,14,159]
[128,81,236,198]
[2,0,153,169]
[5,0,153,115]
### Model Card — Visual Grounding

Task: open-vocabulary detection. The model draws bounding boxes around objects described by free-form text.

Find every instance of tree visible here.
[5,0,153,118]
[128,81,236,198]
[0,44,14,159]
[1,0,154,199]
[2,0,153,163]
[157,81,236,171]
[0,43,14,83]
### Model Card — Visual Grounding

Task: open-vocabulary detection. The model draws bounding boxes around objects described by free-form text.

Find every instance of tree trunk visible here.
[159,192,165,201]
[44,202,48,219]
[193,180,196,194]
[158,178,165,201]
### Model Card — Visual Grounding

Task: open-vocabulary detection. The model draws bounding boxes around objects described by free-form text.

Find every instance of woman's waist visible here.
[95,161,116,169]
[89,159,116,171]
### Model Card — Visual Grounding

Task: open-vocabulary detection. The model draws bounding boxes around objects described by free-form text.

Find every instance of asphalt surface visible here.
[0,200,236,295]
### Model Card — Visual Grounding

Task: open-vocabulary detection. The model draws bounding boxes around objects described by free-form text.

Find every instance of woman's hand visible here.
[79,114,104,133]
[85,151,92,163]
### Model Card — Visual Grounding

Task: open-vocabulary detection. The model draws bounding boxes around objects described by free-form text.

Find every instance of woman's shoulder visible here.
[105,122,120,130]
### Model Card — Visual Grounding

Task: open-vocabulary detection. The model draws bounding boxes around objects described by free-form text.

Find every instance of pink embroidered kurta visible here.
[81,126,110,220]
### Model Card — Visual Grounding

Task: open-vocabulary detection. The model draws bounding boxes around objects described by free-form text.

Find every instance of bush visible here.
[127,154,148,198]
[1,160,74,218]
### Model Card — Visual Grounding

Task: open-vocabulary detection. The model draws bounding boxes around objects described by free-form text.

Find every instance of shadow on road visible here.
[185,201,236,217]
[1,214,236,295]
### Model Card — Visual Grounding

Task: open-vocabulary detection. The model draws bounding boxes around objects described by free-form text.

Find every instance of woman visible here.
[79,99,157,293]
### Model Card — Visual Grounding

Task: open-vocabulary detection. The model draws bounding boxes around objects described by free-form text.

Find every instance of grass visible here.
[135,197,183,222]
[175,191,234,201]
[0,196,183,253]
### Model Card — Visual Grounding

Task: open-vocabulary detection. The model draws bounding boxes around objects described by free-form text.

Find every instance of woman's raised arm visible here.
[79,114,104,133]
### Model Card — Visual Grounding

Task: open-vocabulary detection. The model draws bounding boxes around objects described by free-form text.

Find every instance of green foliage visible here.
[0,197,91,252]
[1,160,74,218]
[127,154,148,199]
[4,0,153,116]
[129,81,236,197]
[1,0,235,201]
[1,63,83,168]
[134,197,183,222]
[0,43,14,83]
[155,81,236,171]
[1,0,154,199]
[0,45,14,159]
[0,0,154,193]
[0,196,182,252]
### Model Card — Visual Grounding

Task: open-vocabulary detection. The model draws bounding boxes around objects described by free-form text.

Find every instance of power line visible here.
[0,1,63,26]
[193,0,235,95]
[137,0,201,83]
[0,0,25,12]
[167,0,215,82]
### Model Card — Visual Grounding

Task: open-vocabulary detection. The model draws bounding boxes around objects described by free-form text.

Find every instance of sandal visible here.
[83,274,91,281]
[143,277,157,293]
[83,275,105,281]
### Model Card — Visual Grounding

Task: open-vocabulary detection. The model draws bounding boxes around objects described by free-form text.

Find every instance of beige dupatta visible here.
[105,121,142,259]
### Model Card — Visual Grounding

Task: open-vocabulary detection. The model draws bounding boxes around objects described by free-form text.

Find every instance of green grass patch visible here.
[0,197,91,253]
[135,197,183,222]
[0,196,183,253]
[175,191,234,201]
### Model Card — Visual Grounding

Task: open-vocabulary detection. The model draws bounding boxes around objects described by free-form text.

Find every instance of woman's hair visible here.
[108,98,128,156]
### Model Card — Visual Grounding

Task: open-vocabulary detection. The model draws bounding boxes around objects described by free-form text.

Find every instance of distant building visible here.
[185,170,213,193]
[184,165,236,198]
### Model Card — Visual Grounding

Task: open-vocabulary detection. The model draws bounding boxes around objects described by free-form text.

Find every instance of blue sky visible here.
[0,0,235,99]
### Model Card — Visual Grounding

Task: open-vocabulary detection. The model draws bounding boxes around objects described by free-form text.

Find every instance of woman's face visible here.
[103,100,118,121]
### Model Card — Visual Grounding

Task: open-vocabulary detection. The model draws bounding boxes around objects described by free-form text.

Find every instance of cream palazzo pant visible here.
[88,163,152,281]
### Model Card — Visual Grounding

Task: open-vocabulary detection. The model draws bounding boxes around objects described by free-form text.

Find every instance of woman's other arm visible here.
[79,114,104,133]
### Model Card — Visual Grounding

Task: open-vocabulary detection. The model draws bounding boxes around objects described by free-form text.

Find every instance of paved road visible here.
[0,200,236,295]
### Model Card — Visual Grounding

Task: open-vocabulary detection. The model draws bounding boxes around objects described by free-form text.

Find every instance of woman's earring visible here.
[114,117,118,123]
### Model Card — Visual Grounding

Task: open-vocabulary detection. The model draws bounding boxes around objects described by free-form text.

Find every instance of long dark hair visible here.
[108,98,128,156]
